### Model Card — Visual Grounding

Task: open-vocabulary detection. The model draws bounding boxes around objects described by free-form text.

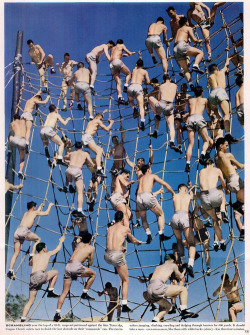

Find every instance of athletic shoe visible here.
[168,306,177,314]
[199,154,206,166]
[7,271,15,280]
[45,147,50,158]
[187,265,194,278]
[133,107,139,119]
[151,130,158,139]
[140,121,145,131]
[118,97,128,105]
[221,211,229,223]
[133,221,141,228]
[220,242,226,251]
[152,56,158,64]
[213,243,220,252]
[26,144,29,154]
[178,146,183,154]
[146,234,152,244]
[58,186,67,193]
[192,65,204,74]
[81,292,95,301]
[43,87,49,94]
[56,158,67,166]
[150,304,157,312]
[47,291,60,298]
[18,172,25,180]
[122,305,132,313]
[68,185,76,193]
[53,313,61,322]
[50,68,56,74]
[159,234,171,242]
[180,309,199,319]
[77,103,83,110]
[185,164,190,173]
[90,87,96,95]
[206,267,211,276]
[61,106,67,112]
[96,170,107,178]
[190,84,195,92]
[224,134,239,144]
[239,229,244,241]
[123,86,128,93]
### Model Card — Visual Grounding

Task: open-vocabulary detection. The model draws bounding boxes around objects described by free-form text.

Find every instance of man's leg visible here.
[45,54,54,68]
[150,203,165,233]
[88,60,97,88]
[51,134,65,159]
[55,279,72,320]
[177,60,191,83]
[206,209,223,242]
[116,203,130,228]
[81,268,96,290]
[186,47,204,67]
[128,96,135,108]
[211,2,226,24]
[137,95,145,122]
[165,114,175,143]
[46,269,59,294]
[38,67,46,86]
[120,65,131,86]
[173,229,185,260]
[114,74,122,96]
[84,93,93,119]
[175,119,182,146]
[21,290,38,320]
[87,141,104,170]
[219,100,230,134]
[155,46,168,73]
[236,188,244,204]
[186,130,195,169]
[203,239,211,269]
[25,120,33,144]
[153,298,171,321]
[9,241,21,271]
[164,284,188,306]
[75,179,84,212]
[149,97,160,134]
[61,81,68,107]
[18,149,26,174]
[116,264,129,302]
[202,29,211,56]
[183,227,196,277]
[229,303,243,322]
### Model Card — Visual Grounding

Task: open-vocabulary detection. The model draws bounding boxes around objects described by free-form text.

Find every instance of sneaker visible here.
[170,142,178,151]
[180,309,199,319]
[21,318,25,322]
[53,313,61,322]
[192,65,204,74]
[18,172,25,180]
[206,267,211,276]
[77,103,83,111]
[88,200,95,212]
[152,319,157,322]
[110,168,119,176]
[140,121,145,131]
[43,87,49,94]
[58,186,68,193]
[179,69,185,77]
[178,146,183,154]
[221,211,229,223]
[207,55,212,62]
[199,154,206,166]
[90,87,96,95]
[151,130,158,139]
[96,169,107,178]
[47,291,60,298]
[72,210,87,218]
[168,306,177,314]
[146,234,152,244]
[56,158,67,166]
[214,243,220,252]
[61,106,67,112]
[133,107,139,119]
[224,134,239,144]
[26,144,29,154]
[108,220,115,227]
[69,101,74,108]
[239,229,244,241]
[123,86,128,93]
[81,292,95,301]
[7,271,15,280]
[68,185,76,193]
[118,97,128,105]
[220,242,226,251]
[220,119,225,130]
[204,219,213,228]
[150,304,157,312]
[122,305,132,313]
[185,164,190,173]
[45,147,50,158]
[152,56,158,65]
[133,221,141,228]
[187,265,194,278]
[159,234,171,242]
[50,68,56,74]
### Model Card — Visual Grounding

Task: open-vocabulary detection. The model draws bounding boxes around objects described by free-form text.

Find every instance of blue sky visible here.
[5,1,244,323]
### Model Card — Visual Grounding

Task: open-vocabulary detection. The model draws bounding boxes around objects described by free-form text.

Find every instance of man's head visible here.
[181,83,188,92]
[121,169,130,180]
[107,40,115,48]
[194,85,203,97]
[164,253,176,263]
[178,183,188,193]
[64,52,70,62]
[141,164,150,175]
[136,59,144,68]
[13,114,21,120]
[163,74,170,82]
[75,141,83,150]
[27,201,37,210]
[105,282,112,289]
[166,6,176,18]
[137,157,145,168]
[208,64,218,74]
[150,78,159,87]
[77,62,84,69]
[114,210,124,223]
[81,232,93,244]
[221,273,230,282]
[235,75,243,87]
[35,94,42,101]
[116,39,124,45]
[27,40,34,48]
[179,16,188,27]
[95,113,103,121]
[215,137,229,152]
[156,17,164,24]
[49,104,57,113]
[205,158,214,167]
[112,135,119,145]
[36,242,46,253]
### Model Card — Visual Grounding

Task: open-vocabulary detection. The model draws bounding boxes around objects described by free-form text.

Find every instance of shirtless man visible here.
[21,236,65,322]
[82,113,114,177]
[210,2,227,26]
[199,158,228,252]
[174,16,204,90]
[207,110,223,144]
[208,58,238,143]
[166,7,184,42]
[86,157,104,211]
[170,184,196,277]
[127,59,150,131]
[137,164,175,243]
[98,282,121,321]
[147,254,198,321]
[235,75,244,129]
[27,40,56,92]
[5,178,23,194]
[174,83,190,153]
[215,137,244,210]
[21,91,50,151]
[213,259,243,322]
[54,232,96,322]
[85,41,115,93]
[185,86,213,172]
[56,53,78,111]
[106,121,126,193]
[110,170,134,228]
[64,141,95,217]
[7,201,54,280]
[9,114,27,179]
[109,39,136,104]
[104,211,141,313]
[67,216,88,251]
[40,104,71,164]
[187,2,212,61]
[69,62,93,118]
[149,74,178,151]
[145,17,169,74]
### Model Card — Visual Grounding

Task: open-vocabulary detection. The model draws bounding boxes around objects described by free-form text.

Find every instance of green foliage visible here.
[6,292,28,321]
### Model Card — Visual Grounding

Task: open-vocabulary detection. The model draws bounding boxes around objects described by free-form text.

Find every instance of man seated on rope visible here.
[85,41,115,94]
[147,253,199,321]
[8,114,27,179]
[213,259,243,322]
[54,232,96,322]
[21,90,50,153]
[82,112,114,178]
[104,211,142,313]
[174,83,190,154]
[137,164,174,244]
[173,16,204,91]
[5,177,23,194]
[215,137,244,215]
[185,85,213,173]
[67,215,88,251]
[69,62,93,117]
[235,75,244,129]
[110,169,135,228]
[40,104,71,165]
[106,120,126,193]
[149,74,178,151]
[170,184,197,277]
[187,2,212,62]
[233,208,244,242]
[56,53,78,111]
[98,282,121,321]
[145,17,169,74]
[27,39,56,93]
[21,236,65,322]
[199,158,228,252]
[7,201,54,280]
[63,141,95,218]
[127,59,151,132]
[109,39,136,105]
[208,58,239,144]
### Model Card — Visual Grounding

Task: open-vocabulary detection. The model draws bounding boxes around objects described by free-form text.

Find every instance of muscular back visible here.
[160,81,177,102]
[111,45,124,60]
[69,150,90,169]
[173,193,191,211]
[199,167,222,190]
[208,71,226,89]
[44,112,59,128]
[74,68,90,83]
[175,26,190,43]
[188,97,207,115]
[151,262,180,283]
[106,223,128,250]
[131,68,149,85]
[11,119,26,137]
[70,243,94,263]
[137,174,155,193]
[148,22,166,36]
[32,252,51,273]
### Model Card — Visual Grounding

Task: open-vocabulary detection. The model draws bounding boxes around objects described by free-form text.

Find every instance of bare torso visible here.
[74,68,90,83]
[131,68,148,85]
[106,223,128,250]
[160,81,177,102]
[11,119,26,137]
[85,119,101,136]
[31,252,51,273]
[44,112,59,128]
[20,210,38,229]
[91,44,107,57]
[111,144,125,169]
[28,45,43,64]
[61,60,77,78]
[114,175,128,194]
[175,26,190,43]
[70,243,94,263]
[188,97,207,116]
[189,5,206,23]
[69,150,89,169]
[24,97,37,113]
[173,193,192,211]
[106,287,118,301]
[215,152,237,177]
[222,281,240,303]
[147,22,166,36]
[199,166,221,190]
[137,174,155,193]
[111,45,124,61]
[170,15,184,38]
[208,71,226,89]
[151,262,179,283]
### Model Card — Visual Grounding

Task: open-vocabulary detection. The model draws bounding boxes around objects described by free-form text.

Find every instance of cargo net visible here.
[5,3,244,322]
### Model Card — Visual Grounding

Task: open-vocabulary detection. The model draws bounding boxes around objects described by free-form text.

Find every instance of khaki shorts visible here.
[170,210,190,230]
[127,84,143,98]
[64,260,86,281]
[104,250,126,268]
[200,188,222,210]
[226,174,244,193]
[40,126,56,140]
[21,112,33,122]
[209,88,229,106]
[9,135,26,150]
[81,133,94,147]
[186,114,207,132]
[110,59,124,75]
[147,279,169,302]
[29,270,48,291]
[65,166,83,181]
[174,41,190,60]
[136,192,158,211]
[110,192,126,209]
[14,226,32,244]
[145,35,163,50]
[75,81,91,97]
[156,100,174,116]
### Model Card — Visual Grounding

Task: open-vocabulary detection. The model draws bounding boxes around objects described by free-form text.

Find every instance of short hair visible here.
[75,141,82,149]
[235,75,243,86]
[164,253,176,262]
[137,157,145,163]
[13,114,21,120]
[27,201,37,210]
[107,40,115,46]
[81,232,92,244]
[151,78,159,84]
[115,211,124,222]
[95,113,103,119]
[27,39,33,45]
[208,63,218,73]
[112,135,119,141]
[136,59,144,68]
[163,74,170,82]
[141,164,150,175]
[166,6,175,13]
[221,273,229,281]
[121,169,130,175]
[77,62,84,69]
[49,104,57,113]
[116,39,124,45]
[35,95,42,101]
[194,85,203,97]
[178,183,187,191]
[36,242,46,253]
[105,282,112,289]
[205,158,214,166]
[179,16,188,27]
[215,137,227,151]
[157,17,164,23]
[64,52,70,57]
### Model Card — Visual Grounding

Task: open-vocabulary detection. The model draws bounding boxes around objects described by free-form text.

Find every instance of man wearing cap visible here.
[7,201,54,280]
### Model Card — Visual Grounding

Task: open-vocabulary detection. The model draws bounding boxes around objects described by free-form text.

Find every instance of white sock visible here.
[89,116,94,120]
[180,305,187,311]
[201,151,205,156]
[153,316,160,322]
[90,85,94,89]
[214,241,219,245]
[26,141,29,145]
[225,132,230,135]
[146,230,151,235]
[124,84,128,87]
[122,300,127,305]
[78,208,82,212]
[9,269,13,272]
[83,289,88,293]
[57,155,62,160]
[193,64,198,67]
[97,166,101,170]
[150,53,154,57]
[220,240,225,244]
[187,161,190,164]
[158,230,163,235]
[118,94,122,99]
[56,309,61,313]
[48,288,54,291]
[208,52,211,56]
[21,317,26,321]
[141,119,145,122]
[68,182,72,186]
[188,258,194,267]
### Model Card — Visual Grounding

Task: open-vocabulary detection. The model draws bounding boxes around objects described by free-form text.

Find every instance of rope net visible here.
[5,3,244,323]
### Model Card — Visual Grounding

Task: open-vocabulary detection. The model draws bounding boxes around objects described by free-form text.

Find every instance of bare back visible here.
[31,252,51,273]
[70,243,94,263]
[175,26,190,43]
[137,174,156,193]
[131,68,149,85]
[173,192,192,211]
[74,68,90,83]
[208,70,226,89]
[69,150,90,169]
[91,44,107,57]
[11,119,26,137]
[160,81,177,102]
[106,223,128,250]
[199,166,222,190]
[20,210,38,229]
[147,22,166,36]
[215,152,237,177]
[151,262,179,283]
[188,97,207,115]
[44,112,59,128]
[111,44,125,61]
